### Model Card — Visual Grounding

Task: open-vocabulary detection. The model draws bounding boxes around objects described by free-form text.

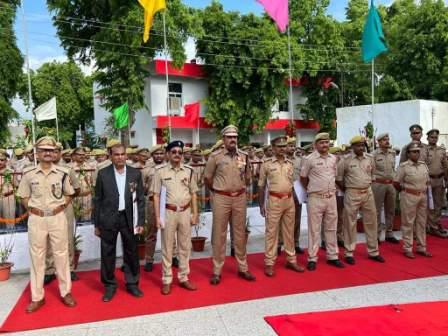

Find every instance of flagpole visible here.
[371,59,375,128]
[20,0,37,166]
[162,12,171,141]
[55,113,60,142]
[287,25,294,124]
[127,102,131,146]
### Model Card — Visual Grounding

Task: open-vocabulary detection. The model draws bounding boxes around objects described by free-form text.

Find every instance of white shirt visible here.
[114,165,126,211]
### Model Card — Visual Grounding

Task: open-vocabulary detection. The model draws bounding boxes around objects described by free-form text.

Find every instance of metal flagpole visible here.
[162,12,171,141]
[371,59,375,127]
[127,102,131,146]
[20,0,37,165]
[54,97,60,142]
[287,25,294,123]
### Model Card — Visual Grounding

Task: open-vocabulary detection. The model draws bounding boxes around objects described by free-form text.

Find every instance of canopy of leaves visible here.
[0,0,24,144]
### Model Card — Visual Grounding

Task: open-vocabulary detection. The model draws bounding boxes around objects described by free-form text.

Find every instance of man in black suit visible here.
[93,143,145,302]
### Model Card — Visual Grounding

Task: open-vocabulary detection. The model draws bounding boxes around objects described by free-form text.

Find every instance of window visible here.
[168,83,182,116]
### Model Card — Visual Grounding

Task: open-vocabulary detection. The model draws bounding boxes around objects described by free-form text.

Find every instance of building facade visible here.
[94,60,320,148]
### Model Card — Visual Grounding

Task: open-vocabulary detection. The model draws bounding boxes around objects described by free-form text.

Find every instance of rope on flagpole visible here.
[20,0,37,166]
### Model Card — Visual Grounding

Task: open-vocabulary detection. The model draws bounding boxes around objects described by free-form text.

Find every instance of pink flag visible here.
[257,0,289,33]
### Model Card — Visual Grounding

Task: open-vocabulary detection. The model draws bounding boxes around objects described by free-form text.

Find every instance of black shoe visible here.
[337,240,345,248]
[172,257,179,268]
[144,262,153,272]
[126,286,144,298]
[344,256,356,265]
[385,236,400,244]
[102,288,116,302]
[320,241,326,250]
[307,261,317,271]
[120,265,126,272]
[327,259,345,268]
[277,246,282,256]
[230,247,235,257]
[44,274,56,285]
[368,255,385,263]
[295,246,304,254]
[70,271,79,281]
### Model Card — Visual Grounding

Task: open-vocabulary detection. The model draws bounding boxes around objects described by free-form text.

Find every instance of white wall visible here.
[337,100,428,148]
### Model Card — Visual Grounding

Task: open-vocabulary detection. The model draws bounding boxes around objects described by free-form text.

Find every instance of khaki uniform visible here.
[18,164,75,301]
[300,151,339,262]
[0,168,16,228]
[400,142,428,163]
[291,156,303,247]
[395,161,430,253]
[258,157,296,266]
[45,161,80,275]
[372,148,396,238]
[337,153,379,258]
[141,162,158,263]
[151,163,198,285]
[70,162,94,221]
[204,148,251,275]
[426,145,448,231]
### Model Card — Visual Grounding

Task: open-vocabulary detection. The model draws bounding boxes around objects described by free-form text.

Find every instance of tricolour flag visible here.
[113,103,129,129]
[257,0,289,33]
[34,97,57,122]
[138,0,166,43]
[362,0,388,63]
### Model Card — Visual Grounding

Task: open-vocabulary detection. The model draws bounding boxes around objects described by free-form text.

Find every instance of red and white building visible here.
[94,60,320,148]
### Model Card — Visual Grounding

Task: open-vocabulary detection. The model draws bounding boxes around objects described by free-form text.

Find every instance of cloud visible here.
[26,54,95,75]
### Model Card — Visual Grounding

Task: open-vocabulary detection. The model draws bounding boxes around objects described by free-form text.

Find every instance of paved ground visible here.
[1,228,447,336]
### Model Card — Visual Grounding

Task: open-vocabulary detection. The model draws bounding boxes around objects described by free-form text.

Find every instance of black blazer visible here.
[93,164,145,230]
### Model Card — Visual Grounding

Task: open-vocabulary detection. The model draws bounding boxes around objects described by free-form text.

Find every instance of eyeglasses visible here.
[170,150,183,155]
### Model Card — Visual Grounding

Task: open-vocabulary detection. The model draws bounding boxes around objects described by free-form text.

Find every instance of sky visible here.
[3,0,397,117]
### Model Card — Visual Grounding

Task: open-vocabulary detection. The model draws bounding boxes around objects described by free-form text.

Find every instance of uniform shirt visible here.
[400,142,428,163]
[372,148,396,180]
[204,148,251,192]
[291,155,302,181]
[151,163,198,206]
[55,160,80,190]
[258,157,294,193]
[336,152,374,189]
[18,164,75,210]
[70,161,94,195]
[113,165,126,211]
[426,145,447,177]
[300,151,337,194]
[190,161,205,188]
[394,160,430,192]
[141,163,157,196]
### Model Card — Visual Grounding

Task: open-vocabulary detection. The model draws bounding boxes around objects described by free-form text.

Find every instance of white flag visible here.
[34,97,57,121]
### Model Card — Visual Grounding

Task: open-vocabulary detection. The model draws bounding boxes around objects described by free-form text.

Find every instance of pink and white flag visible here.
[257,0,289,33]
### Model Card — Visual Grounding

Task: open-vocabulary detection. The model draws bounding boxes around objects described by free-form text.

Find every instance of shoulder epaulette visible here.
[56,166,70,174]
[237,149,248,156]
[23,166,37,175]
[210,149,222,157]
[155,163,167,170]
[399,161,409,167]
[183,164,194,171]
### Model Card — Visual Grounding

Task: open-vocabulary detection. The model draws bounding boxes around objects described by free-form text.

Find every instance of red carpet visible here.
[1,235,448,333]
[265,301,448,336]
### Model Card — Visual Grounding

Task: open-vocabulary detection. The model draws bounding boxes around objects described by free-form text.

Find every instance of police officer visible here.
[300,133,344,271]
[425,129,448,238]
[45,142,81,284]
[70,147,94,222]
[336,135,385,265]
[0,151,16,229]
[259,136,305,276]
[204,125,256,285]
[141,145,165,272]
[372,133,399,243]
[183,146,193,164]
[152,141,199,295]
[18,136,76,313]
[394,142,432,258]
[400,124,428,163]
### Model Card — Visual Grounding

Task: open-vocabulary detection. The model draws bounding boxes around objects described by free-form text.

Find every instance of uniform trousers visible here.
[28,212,71,301]
[372,183,396,238]
[211,193,248,275]
[343,188,379,257]
[401,191,427,252]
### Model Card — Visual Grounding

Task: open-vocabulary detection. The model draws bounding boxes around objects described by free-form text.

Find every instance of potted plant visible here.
[0,230,15,281]
[191,214,207,252]
[73,233,82,270]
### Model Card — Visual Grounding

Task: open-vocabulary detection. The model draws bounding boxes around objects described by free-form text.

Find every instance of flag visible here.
[362,0,388,63]
[184,101,200,124]
[113,103,129,129]
[138,0,166,43]
[257,0,289,33]
[34,97,57,121]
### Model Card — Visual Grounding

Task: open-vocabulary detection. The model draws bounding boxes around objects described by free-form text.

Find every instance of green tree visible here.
[20,61,93,146]
[0,0,24,144]
[47,0,195,144]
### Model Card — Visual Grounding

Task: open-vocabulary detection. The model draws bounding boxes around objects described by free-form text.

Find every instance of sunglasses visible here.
[170,150,183,155]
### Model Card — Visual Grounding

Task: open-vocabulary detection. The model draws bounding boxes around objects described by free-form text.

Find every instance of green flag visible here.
[113,103,129,129]
[362,0,388,63]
